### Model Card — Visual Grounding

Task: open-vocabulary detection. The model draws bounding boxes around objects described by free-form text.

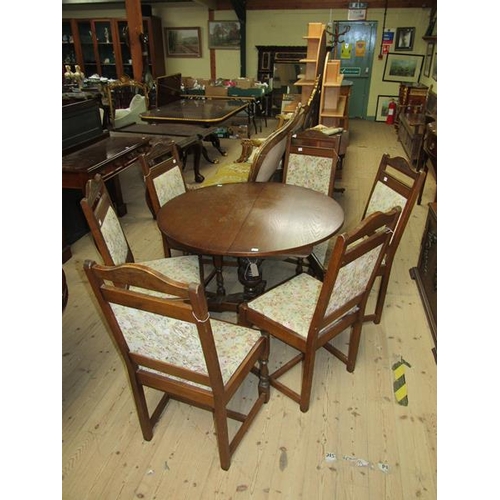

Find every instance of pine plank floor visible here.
[62,117,437,500]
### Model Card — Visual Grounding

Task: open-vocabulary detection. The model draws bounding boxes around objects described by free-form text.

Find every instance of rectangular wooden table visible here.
[140,97,250,135]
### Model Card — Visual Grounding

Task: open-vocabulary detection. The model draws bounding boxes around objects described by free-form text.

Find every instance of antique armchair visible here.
[199,104,306,187]
[80,173,203,285]
[309,154,425,324]
[239,208,401,412]
[84,260,270,470]
[105,75,149,129]
[236,76,320,164]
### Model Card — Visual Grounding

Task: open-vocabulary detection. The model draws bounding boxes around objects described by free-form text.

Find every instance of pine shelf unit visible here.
[319,57,349,128]
[294,23,327,106]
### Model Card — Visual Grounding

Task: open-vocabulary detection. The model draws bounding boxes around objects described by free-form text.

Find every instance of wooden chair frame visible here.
[309,154,425,324]
[239,208,401,412]
[84,260,270,470]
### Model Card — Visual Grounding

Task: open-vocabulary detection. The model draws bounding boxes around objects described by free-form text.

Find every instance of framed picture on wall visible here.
[208,21,241,49]
[395,27,415,51]
[423,41,435,78]
[165,27,202,58]
[383,53,424,83]
[375,95,398,122]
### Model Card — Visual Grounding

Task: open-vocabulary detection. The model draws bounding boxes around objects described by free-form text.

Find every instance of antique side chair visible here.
[80,173,203,285]
[84,260,270,470]
[239,208,401,412]
[309,154,426,324]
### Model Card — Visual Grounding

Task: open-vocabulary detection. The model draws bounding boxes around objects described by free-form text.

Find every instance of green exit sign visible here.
[341,67,361,76]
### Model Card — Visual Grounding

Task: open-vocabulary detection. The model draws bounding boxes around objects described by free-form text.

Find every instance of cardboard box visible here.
[234,77,255,89]
[205,86,228,97]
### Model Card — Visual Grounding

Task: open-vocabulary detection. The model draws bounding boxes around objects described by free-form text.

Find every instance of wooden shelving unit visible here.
[318,57,349,128]
[294,23,327,107]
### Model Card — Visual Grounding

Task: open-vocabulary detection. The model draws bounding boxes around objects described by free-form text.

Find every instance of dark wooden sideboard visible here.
[410,202,437,359]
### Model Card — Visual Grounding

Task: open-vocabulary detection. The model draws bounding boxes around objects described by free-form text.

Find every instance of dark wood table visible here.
[140,97,249,126]
[156,182,344,309]
[111,123,226,183]
[62,135,150,215]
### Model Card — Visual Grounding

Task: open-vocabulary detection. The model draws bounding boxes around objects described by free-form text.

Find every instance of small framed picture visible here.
[376,95,398,122]
[164,27,202,58]
[208,21,241,49]
[395,27,415,51]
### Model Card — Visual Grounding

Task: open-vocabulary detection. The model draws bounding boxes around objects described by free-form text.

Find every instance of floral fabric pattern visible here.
[285,153,333,195]
[247,244,383,338]
[110,303,261,389]
[100,206,129,264]
[366,181,406,237]
[153,167,186,207]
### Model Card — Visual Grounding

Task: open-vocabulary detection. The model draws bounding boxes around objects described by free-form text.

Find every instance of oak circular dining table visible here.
[156,182,345,309]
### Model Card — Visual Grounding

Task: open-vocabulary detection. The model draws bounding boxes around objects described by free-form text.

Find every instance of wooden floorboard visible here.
[62,118,437,499]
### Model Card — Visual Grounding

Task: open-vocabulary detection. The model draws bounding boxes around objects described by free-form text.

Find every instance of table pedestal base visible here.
[207,257,267,313]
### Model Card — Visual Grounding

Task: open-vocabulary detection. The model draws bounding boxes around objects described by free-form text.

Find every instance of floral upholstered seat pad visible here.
[143,256,201,285]
[110,303,261,388]
[247,246,383,337]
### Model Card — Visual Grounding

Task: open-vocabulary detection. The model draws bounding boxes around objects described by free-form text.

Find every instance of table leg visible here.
[176,141,204,183]
[200,133,227,165]
[237,257,266,300]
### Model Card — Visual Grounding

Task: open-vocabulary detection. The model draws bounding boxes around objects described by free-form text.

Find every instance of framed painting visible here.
[383,53,424,83]
[423,41,435,78]
[165,27,202,58]
[208,21,241,49]
[395,27,415,51]
[376,95,398,122]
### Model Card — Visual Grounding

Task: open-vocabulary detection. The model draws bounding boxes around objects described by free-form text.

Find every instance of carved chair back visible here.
[84,259,270,470]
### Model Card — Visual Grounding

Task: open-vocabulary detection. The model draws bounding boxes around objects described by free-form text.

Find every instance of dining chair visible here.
[105,75,149,129]
[199,104,306,188]
[239,207,401,413]
[84,259,270,470]
[309,154,426,324]
[80,173,203,285]
[280,132,340,274]
[139,141,219,289]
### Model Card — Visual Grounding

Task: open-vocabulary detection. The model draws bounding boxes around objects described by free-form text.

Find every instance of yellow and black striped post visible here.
[392,358,411,406]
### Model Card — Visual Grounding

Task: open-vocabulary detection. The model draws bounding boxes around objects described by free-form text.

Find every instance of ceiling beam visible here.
[193,0,218,9]
[216,0,436,9]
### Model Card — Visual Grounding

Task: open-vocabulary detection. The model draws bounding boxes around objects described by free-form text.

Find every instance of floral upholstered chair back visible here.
[282,138,338,197]
[140,141,187,217]
[80,174,134,266]
[362,154,425,260]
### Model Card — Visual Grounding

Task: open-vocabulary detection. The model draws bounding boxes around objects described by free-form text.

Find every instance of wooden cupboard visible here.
[62,17,165,81]
[410,202,437,359]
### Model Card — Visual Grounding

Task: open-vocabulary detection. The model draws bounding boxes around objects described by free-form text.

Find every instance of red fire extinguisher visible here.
[386,99,396,125]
